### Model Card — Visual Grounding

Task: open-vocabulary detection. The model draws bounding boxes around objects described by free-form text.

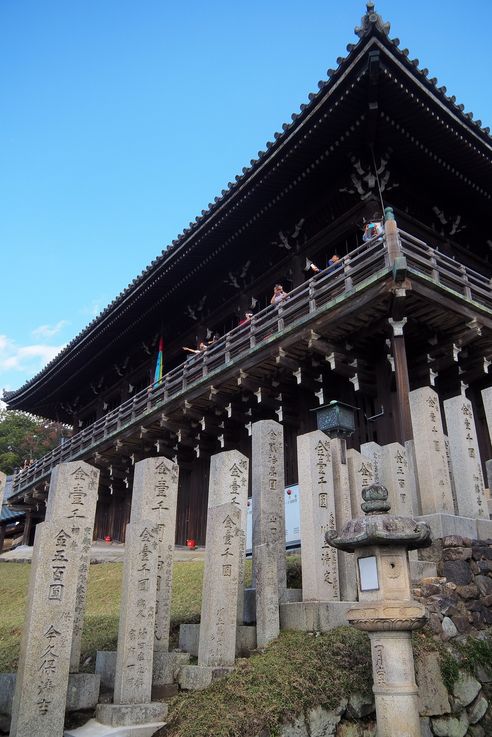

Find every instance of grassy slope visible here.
[0,559,205,671]
[157,628,372,737]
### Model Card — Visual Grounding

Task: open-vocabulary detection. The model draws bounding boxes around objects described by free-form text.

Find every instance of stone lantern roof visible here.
[326,483,432,553]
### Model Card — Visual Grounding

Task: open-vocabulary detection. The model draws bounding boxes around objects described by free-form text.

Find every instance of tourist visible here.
[362,218,383,242]
[239,311,253,326]
[270,284,289,305]
[328,254,342,270]
[182,340,207,355]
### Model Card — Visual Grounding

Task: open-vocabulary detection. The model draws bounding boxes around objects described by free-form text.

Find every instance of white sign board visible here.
[246,483,300,554]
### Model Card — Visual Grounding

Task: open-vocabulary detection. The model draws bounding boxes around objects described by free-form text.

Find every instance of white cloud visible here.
[31,320,69,339]
[0,335,65,375]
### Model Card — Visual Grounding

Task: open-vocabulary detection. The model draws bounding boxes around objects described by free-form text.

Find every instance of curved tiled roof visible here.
[6,2,492,406]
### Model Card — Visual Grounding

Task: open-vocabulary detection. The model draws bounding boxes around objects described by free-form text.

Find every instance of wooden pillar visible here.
[0,521,6,554]
[22,510,33,546]
[388,318,413,444]
[384,207,401,266]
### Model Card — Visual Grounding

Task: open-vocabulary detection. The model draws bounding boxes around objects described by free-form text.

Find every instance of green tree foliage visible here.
[0,410,71,475]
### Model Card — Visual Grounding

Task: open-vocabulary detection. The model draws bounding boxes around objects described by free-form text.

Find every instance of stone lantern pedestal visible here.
[327,483,432,737]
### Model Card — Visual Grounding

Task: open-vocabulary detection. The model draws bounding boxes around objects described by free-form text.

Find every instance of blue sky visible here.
[1,0,491,397]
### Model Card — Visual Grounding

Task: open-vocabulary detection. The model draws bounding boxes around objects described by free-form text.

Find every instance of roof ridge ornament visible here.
[354,2,390,38]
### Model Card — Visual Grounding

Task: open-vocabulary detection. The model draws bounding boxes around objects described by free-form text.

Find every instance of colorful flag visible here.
[153,337,164,385]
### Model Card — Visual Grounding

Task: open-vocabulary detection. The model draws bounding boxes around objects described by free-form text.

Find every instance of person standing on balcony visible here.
[182,340,207,355]
[362,217,383,242]
[328,254,342,270]
[270,284,289,305]
[239,311,253,326]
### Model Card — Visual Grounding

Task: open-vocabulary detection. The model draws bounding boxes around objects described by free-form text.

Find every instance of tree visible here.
[0,410,71,475]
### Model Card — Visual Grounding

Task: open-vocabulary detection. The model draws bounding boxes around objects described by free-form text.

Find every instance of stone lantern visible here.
[326,483,432,737]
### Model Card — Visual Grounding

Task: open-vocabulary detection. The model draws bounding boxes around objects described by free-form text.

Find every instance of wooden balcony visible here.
[9,228,492,504]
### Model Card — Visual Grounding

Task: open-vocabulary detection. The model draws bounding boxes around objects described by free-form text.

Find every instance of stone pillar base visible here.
[279,601,355,632]
[179,624,257,657]
[243,587,302,623]
[417,513,492,540]
[177,665,234,691]
[0,672,100,719]
[152,650,191,685]
[64,716,164,737]
[95,702,168,727]
[96,650,190,691]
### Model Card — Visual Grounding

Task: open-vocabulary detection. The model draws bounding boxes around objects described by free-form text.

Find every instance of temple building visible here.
[6,3,492,545]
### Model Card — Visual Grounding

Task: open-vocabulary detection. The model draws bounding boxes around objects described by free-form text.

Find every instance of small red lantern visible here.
[286,488,292,496]
[186,538,197,549]
[104,535,112,544]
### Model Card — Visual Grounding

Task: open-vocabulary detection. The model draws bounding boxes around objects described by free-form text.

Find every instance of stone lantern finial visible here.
[361,482,391,515]
[354,3,391,38]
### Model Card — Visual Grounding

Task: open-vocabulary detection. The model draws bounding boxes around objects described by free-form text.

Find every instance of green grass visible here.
[156,628,372,737]
[0,555,301,672]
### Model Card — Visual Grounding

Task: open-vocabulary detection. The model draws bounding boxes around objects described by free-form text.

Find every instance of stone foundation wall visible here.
[277,663,492,737]
[414,535,492,639]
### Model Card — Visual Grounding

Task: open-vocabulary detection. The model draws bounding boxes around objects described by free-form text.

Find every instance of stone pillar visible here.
[96,457,170,726]
[297,431,339,602]
[255,541,280,648]
[252,420,287,601]
[409,387,455,515]
[44,462,100,673]
[207,450,248,624]
[360,442,383,482]
[129,457,179,652]
[443,395,487,519]
[444,436,459,514]
[346,449,374,522]
[370,631,422,737]
[198,450,248,665]
[482,387,492,443]
[10,521,94,737]
[331,438,356,601]
[405,440,421,516]
[379,443,414,516]
[113,521,159,704]
[198,502,242,666]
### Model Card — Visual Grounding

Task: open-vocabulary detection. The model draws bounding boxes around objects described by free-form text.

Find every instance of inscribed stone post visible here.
[113,521,159,705]
[331,439,357,601]
[130,457,179,651]
[255,541,280,647]
[10,520,93,737]
[444,436,459,514]
[44,461,100,673]
[482,387,492,443]
[409,387,455,515]
[297,431,339,602]
[252,420,287,601]
[405,440,421,516]
[379,443,414,516]
[198,502,242,667]
[360,441,383,483]
[443,395,487,519]
[207,450,249,624]
[347,449,374,516]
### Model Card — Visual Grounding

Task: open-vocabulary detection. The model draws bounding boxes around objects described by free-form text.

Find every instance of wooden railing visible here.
[11,229,492,498]
[399,230,492,310]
